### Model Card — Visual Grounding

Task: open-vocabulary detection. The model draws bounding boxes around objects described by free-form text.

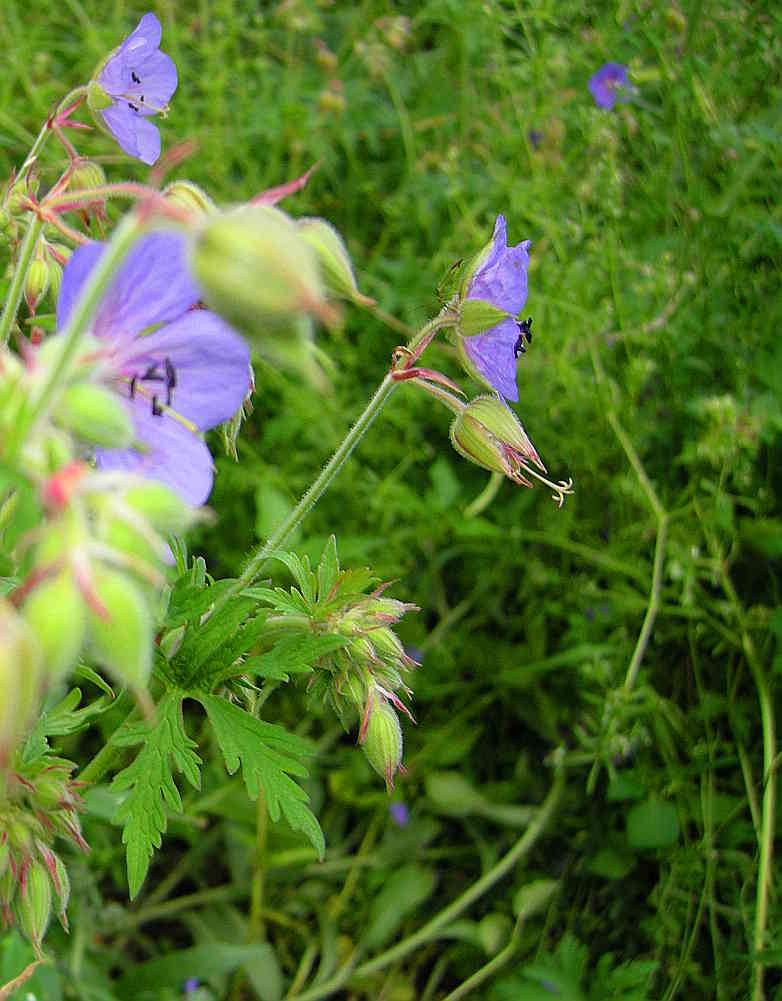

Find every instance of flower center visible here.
[122,71,169,116]
[129,356,176,414]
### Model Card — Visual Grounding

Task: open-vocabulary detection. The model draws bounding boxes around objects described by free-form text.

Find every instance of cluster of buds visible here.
[20,461,197,691]
[308,585,419,789]
[0,761,86,952]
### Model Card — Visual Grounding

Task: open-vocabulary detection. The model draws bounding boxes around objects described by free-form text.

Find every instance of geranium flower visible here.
[56,234,251,505]
[91,13,177,165]
[459,214,531,402]
[588,63,630,109]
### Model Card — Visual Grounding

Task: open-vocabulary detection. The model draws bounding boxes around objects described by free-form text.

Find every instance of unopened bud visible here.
[17,860,52,950]
[0,600,42,760]
[163,180,216,218]
[47,258,63,301]
[68,161,106,192]
[191,205,334,332]
[88,568,152,688]
[23,571,86,684]
[24,255,50,314]
[55,382,134,448]
[50,852,71,930]
[460,395,544,469]
[123,481,197,535]
[296,218,374,306]
[450,410,514,479]
[361,698,403,790]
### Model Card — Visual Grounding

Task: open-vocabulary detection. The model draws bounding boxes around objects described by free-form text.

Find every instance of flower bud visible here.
[296,217,373,306]
[50,852,71,930]
[47,258,64,302]
[361,697,403,790]
[55,382,134,447]
[450,409,515,480]
[191,205,334,332]
[24,254,50,314]
[16,859,52,951]
[23,571,86,685]
[163,180,216,218]
[459,395,544,470]
[88,568,152,688]
[0,600,42,760]
[68,161,106,192]
[123,481,197,535]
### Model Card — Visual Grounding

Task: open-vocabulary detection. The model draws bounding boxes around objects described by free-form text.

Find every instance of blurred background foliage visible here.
[0,0,780,998]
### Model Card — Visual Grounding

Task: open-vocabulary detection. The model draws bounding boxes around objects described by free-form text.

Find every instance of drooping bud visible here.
[450,396,574,506]
[191,205,335,332]
[67,160,107,193]
[163,180,216,219]
[0,600,42,762]
[55,382,135,448]
[88,568,152,688]
[361,697,404,790]
[23,571,87,685]
[16,859,52,951]
[24,249,50,314]
[122,481,198,536]
[296,217,374,306]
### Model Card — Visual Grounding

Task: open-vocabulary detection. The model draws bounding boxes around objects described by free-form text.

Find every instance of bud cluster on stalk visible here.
[0,759,86,952]
[20,464,198,690]
[254,538,418,789]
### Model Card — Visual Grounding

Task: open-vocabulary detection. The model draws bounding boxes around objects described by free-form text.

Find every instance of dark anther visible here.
[129,375,138,399]
[131,71,141,84]
[139,95,145,103]
[151,396,164,417]
[142,363,165,383]
[128,102,140,113]
[514,316,533,358]
[164,357,176,406]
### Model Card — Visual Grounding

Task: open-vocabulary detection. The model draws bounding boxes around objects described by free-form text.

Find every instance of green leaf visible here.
[626,798,680,850]
[316,534,340,601]
[165,577,237,628]
[22,687,112,763]
[243,633,349,682]
[115,943,280,999]
[263,549,316,605]
[171,594,256,686]
[111,693,202,898]
[200,693,324,859]
[362,864,436,949]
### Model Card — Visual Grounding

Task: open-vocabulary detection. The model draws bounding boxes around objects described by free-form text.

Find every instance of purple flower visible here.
[56,234,251,505]
[389,802,409,826]
[182,978,200,995]
[96,13,177,165]
[461,215,531,403]
[588,63,630,109]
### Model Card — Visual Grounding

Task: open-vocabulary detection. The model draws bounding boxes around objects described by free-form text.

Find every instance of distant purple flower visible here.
[56,234,251,505]
[389,802,409,826]
[588,63,630,109]
[96,13,177,165]
[182,978,200,995]
[461,215,530,402]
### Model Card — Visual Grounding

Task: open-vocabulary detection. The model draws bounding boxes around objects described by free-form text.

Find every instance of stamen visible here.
[131,71,141,84]
[129,375,137,398]
[128,102,140,113]
[151,396,163,417]
[514,316,533,359]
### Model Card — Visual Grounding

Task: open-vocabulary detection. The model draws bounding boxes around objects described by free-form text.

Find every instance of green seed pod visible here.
[23,571,86,685]
[17,860,52,950]
[362,698,403,790]
[191,205,331,332]
[67,160,106,192]
[296,217,373,306]
[88,568,152,688]
[55,382,134,448]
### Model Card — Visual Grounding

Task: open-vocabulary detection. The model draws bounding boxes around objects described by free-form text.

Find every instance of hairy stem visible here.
[0,213,44,347]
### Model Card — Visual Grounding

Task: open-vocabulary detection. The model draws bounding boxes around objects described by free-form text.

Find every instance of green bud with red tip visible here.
[296,217,374,306]
[361,697,403,791]
[16,859,52,952]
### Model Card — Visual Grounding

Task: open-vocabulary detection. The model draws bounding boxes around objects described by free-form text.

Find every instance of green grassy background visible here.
[1,1,780,998]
